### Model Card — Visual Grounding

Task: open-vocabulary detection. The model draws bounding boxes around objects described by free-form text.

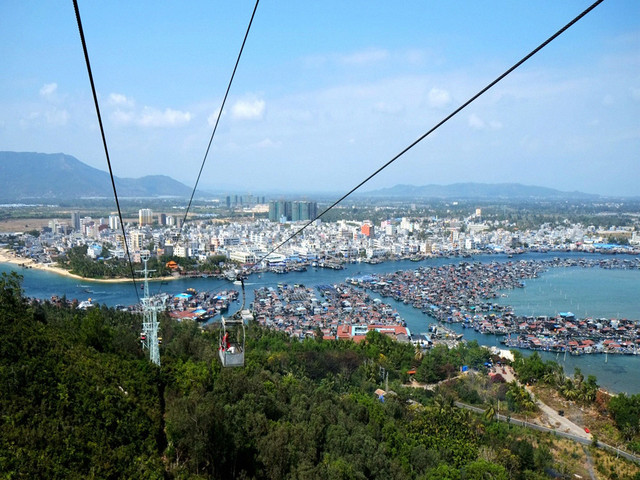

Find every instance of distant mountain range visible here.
[0,152,192,200]
[0,152,606,202]
[363,183,600,200]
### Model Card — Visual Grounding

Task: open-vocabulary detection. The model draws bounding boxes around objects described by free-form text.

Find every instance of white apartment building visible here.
[139,209,153,226]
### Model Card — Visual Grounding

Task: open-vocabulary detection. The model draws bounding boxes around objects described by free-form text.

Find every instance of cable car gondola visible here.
[219,276,247,367]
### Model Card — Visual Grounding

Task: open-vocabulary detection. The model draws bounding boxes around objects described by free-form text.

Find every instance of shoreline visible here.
[0,248,177,284]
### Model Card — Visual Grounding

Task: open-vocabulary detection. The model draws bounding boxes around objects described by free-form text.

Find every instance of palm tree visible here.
[456,408,473,424]
[484,402,497,422]
[542,371,557,386]
[433,394,450,414]
[560,379,578,401]
[573,367,584,389]
[554,369,567,388]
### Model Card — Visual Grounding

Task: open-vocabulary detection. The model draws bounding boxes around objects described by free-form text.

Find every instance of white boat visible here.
[77,299,95,310]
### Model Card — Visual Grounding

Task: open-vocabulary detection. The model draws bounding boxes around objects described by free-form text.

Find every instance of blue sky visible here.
[1,1,638,196]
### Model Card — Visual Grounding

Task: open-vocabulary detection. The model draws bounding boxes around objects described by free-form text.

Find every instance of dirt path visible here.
[582,446,598,480]
[404,372,467,390]
[403,366,591,442]
[526,386,591,440]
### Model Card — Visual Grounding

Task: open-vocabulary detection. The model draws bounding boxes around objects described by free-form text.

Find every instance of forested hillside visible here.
[1,272,638,479]
[0,151,192,200]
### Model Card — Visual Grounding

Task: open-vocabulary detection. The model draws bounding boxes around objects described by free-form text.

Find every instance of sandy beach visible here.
[0,248,176,284]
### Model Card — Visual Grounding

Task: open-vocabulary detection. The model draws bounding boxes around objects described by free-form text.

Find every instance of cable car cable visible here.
[163,0,601,311]
[219,275,247,367]
[255,0,604,267]
[72,0,140,302]
[155,0,260,297]
[177,0,261,244]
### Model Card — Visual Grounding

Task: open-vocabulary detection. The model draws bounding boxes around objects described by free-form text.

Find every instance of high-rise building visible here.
[269,200,316,222]
[108,215,120,231]
[129,231,146,251]
[292,201,317,221]
[139,208,153,226]
[70,212,80,231]
[268,200,283,222]
[158,213,167,226]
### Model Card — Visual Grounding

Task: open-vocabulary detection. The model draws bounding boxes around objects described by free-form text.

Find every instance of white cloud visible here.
[468,113,485,130]
[373,101,403,115]
[340,48,389,66]
[111,106,191,127]
[108,93,135,107]
[106,93,189,127]
[303,48,389,69]
[231,99,265,120]
[428,87,451,108]
[602,94,615,106]
[18,108,68,128]
[256,138,281,148]
[45,109,69,126]
[207,108,223,127]
[468,114,502,131]
[39,83,57,97]
[139,108,191,127]
[403,49,426,66]
[111,110,134,125]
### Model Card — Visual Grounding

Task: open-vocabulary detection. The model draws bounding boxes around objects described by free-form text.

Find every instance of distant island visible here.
[362,183,600,200]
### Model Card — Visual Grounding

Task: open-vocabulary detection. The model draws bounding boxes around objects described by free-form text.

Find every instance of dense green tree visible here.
[609,393,640,440]
[506,383,536,413]
[0,295,164,477]
[461,459,508,480]
[1,273,628,479]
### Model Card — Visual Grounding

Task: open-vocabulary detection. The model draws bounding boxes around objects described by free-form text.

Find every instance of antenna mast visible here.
[138,251,164,366]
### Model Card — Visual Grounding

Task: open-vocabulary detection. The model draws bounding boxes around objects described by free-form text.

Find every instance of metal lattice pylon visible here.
[138,252,164,366]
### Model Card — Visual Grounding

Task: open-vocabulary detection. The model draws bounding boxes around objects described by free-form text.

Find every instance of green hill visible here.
[0,151,192,200]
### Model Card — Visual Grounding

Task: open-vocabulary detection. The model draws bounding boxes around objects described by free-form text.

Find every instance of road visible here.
[454,401,640,465]
[524,385,591,440]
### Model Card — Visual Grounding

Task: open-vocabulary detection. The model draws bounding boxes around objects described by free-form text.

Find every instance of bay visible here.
[2,252,638,393]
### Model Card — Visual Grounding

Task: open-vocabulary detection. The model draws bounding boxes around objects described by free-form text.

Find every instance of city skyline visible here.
[1,1,638,196]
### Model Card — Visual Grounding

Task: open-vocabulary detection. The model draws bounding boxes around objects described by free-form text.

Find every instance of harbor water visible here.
[2,252,638,393]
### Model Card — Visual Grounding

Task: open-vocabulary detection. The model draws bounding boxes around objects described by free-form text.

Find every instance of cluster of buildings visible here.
[252,283,409,342]
[3,205,639,271]
[225,194,266,208]
[351,257,640,355]
[268,200,317,222]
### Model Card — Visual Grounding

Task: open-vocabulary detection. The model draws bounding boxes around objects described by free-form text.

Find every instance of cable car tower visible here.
[138,251,164,366]
[219,276,249,367]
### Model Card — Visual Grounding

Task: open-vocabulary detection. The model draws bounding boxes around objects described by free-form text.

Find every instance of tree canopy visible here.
[1,272,636,478]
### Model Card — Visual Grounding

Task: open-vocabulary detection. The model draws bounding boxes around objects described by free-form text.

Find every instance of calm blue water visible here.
[2,252,638,393]
[495,266,639,319]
